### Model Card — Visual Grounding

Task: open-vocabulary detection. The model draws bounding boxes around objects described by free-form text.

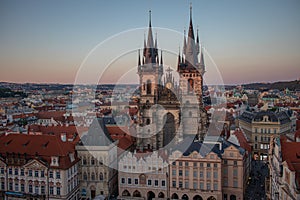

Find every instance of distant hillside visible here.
[242,80,300,91]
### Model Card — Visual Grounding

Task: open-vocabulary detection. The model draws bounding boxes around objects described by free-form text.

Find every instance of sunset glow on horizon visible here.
[1,0,300,85]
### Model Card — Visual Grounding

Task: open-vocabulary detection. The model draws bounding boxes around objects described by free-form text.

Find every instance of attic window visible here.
[50,156,59,167]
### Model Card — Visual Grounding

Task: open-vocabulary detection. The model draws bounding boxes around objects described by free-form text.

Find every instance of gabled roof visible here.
[80,118,113,146]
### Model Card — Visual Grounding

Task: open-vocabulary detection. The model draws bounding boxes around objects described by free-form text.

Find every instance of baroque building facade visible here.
[0,134,80,200]
[136,6,208,152]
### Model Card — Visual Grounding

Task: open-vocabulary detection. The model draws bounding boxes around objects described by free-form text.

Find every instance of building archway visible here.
[133,190,141,197]
[193,195,203,200]
[158,192,165,198]
[230,195,236,200]
[171,193,179,199]
[182,194,189,200]
[90,185,96,199]
[147,191,155,200]
[122,190,130,197]
[163,112,176,146]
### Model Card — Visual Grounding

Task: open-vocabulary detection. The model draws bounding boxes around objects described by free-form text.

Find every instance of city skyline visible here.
[1,0,300,84]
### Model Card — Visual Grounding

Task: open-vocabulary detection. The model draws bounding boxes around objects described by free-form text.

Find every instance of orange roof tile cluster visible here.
[0,134,78,169]
[37,110,66,121]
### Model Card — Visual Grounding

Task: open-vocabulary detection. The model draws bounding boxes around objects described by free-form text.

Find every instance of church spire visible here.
[196,28,200,54]
[183,29,187,55]
[147,10,154,48]
[188,3,195,40]
[185,3,198,68]
[199,45,205,72]
[177,46,181,71]
[160,50,163,65]
[138,49,141,66]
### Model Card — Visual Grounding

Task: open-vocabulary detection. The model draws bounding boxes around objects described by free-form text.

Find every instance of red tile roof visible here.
[28,124,88,144]
[232,129,252,153]
[280,136,300,189]
[0,134,78,169]
[37,110,66,121]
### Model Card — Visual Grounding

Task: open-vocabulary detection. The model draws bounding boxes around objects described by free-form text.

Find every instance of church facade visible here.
[136,7,208,151]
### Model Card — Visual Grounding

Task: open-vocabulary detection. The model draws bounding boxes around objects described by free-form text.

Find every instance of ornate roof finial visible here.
[190,2,192,22]
[149,10,152,27]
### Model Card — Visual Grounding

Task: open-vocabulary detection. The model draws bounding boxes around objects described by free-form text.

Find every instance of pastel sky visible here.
[0,0,300,85]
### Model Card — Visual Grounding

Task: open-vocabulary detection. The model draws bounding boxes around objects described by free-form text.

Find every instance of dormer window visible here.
[69,153,75,163]
[263,116,268,122]
[50,156,59,167]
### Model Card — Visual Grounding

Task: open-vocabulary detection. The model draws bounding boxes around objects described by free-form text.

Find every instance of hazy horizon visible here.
[1,0,300,85]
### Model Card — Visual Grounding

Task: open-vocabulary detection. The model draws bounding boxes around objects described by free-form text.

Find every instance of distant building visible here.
[0,134,80,200]
[247,93,259,107]
[76,118,118,200]
[239,110,294,160]
[268,136,300,199]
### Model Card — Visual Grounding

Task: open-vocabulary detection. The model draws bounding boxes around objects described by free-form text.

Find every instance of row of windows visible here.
[121,178,166,187]
[83,172,105,181]
[255,128,277,134]
[122,165,163,172]
[172,162,219,168]
[172,169,219,179]
[223,160,238,166]
[223,168,238,177]
[82,157,105,166]
[5,182,48,195]
[172,181,218,191]
[255,136,271,142]
[6,168,46,178]
[223,178,239,188]
[4,168,61,179]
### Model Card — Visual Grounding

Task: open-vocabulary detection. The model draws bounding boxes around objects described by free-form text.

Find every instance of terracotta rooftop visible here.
[0,133,78,169]
[232,129,252,153]
[280,136,300,189]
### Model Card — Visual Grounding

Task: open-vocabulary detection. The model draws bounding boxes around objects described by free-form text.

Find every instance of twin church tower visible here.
[136,6,208,151]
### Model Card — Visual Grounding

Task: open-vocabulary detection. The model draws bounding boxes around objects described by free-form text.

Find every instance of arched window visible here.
[91,157,95,165]
[146,80,152,95]
[188,78,194,93]
[133,190,141,197]
[99,172,103,181]
[139,174,146,185]
[91,172,95,181]
[83,172,87,180]
[82,157,87,165]
[122,190,130,197]
[146,118,151,125]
